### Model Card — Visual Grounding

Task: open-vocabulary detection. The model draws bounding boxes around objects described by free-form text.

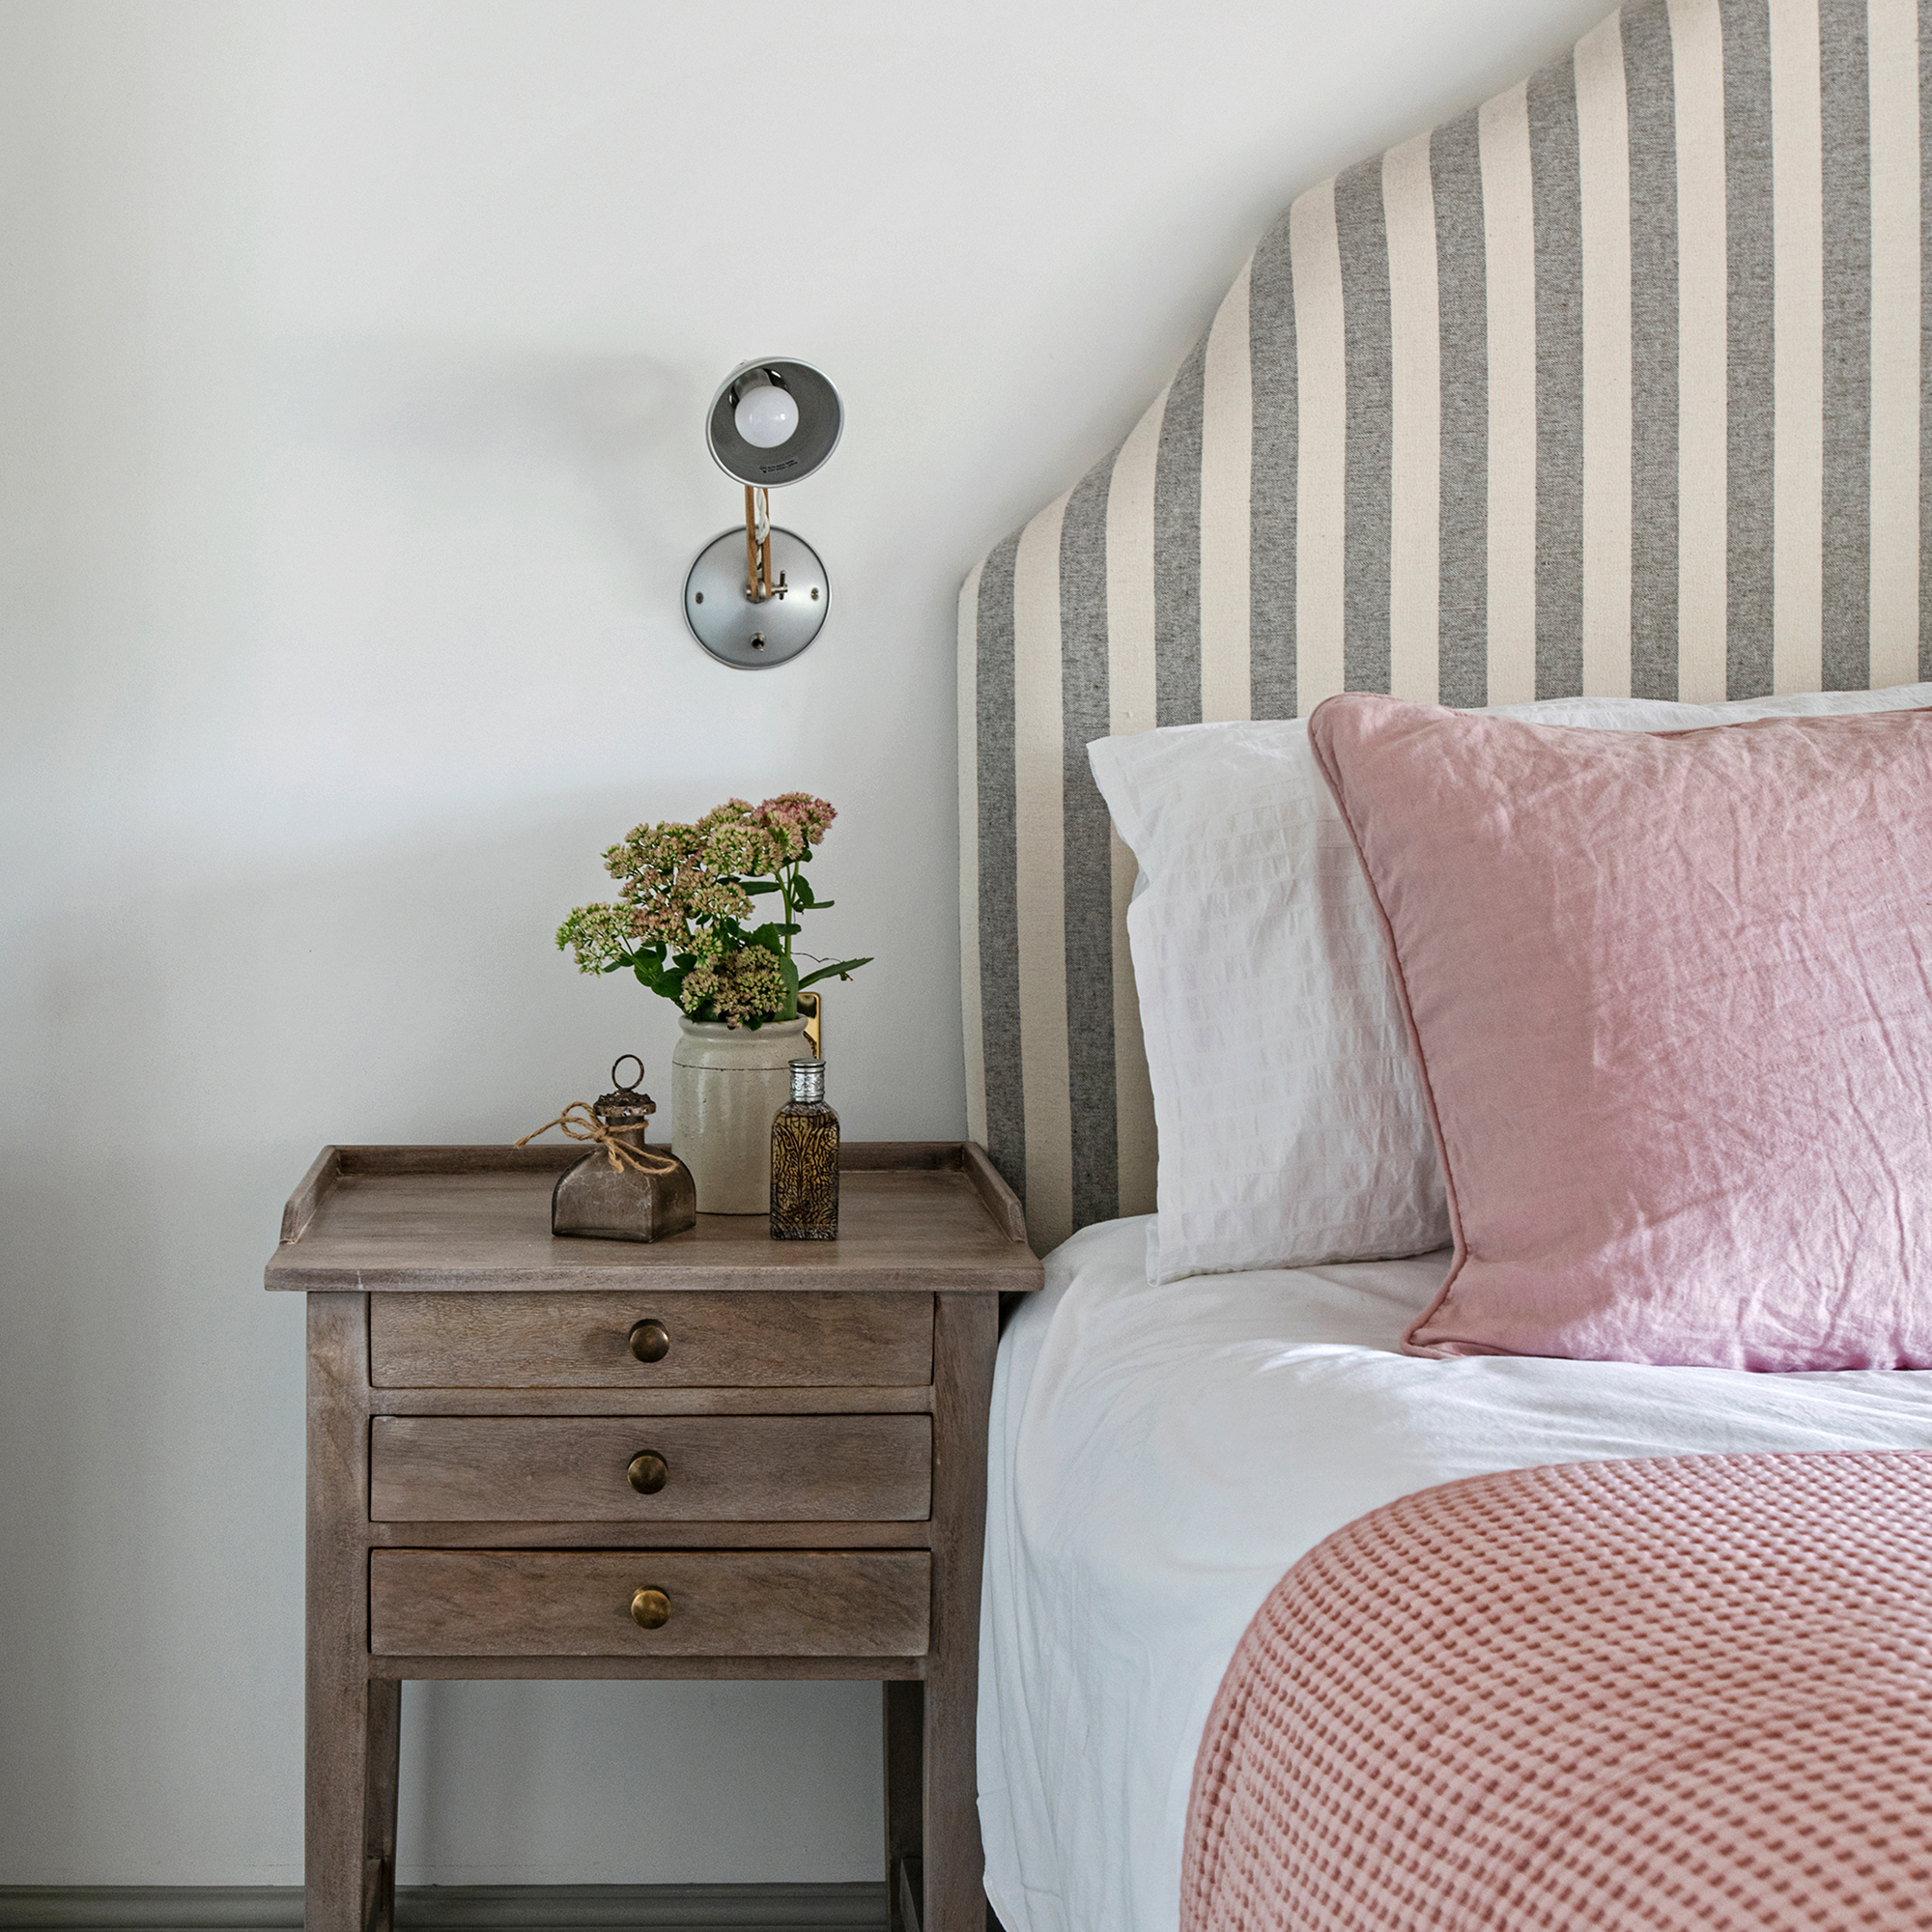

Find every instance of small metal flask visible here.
[770,1057,838,1240]
[552,1057,697,1242]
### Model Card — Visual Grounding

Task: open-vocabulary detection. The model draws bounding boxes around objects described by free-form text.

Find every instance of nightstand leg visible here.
[883,1682,923,1932]
[305,1669,399,1932]
[306,1293,387,1932]
[921,1645,986,1932]
[363,1679,401,1932]
[923,1293,998,1932]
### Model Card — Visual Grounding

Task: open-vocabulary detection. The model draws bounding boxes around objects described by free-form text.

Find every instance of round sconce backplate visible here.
[683,526,829,669]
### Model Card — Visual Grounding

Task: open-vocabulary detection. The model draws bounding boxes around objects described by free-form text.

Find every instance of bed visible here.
[980,1222,1932,1930]
[955,2,1932,1927]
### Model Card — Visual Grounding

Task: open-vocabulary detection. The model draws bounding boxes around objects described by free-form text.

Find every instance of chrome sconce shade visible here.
[684,358,842,669]
[705,360,842,488]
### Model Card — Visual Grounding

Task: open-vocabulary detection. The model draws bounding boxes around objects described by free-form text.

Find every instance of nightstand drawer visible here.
[368,1291,934,1389]
[370,1414,933,1521]
[369,1548,931,1657]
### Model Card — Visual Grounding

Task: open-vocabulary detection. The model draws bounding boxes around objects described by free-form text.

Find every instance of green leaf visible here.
[632,953,690,1008]
[776,952,801,1021]
[796,956,872,990]
[791,875,816,908]
[742,880,782,895]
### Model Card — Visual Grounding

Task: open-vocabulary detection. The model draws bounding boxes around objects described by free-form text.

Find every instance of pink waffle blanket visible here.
[1182,1450,1932,1932]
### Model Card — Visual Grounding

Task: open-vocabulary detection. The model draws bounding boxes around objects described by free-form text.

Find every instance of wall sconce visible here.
[683,358,843,669]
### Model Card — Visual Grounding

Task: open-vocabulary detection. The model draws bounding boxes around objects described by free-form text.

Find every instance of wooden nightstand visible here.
[266,1141,1042,1932]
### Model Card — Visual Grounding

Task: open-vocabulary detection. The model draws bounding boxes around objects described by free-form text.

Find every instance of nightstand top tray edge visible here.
[265,1141,1044,1293]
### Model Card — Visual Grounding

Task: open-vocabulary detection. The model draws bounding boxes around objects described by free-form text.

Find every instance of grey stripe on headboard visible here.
[962,0,1930,1253]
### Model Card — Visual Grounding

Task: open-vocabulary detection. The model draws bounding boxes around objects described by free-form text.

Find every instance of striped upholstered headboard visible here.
[960,0,1930,1252]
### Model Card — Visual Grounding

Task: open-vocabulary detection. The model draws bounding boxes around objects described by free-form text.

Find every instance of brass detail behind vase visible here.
[630,1587,671,1630]
[628,1319,670,1363]
[627,1450,668,1495]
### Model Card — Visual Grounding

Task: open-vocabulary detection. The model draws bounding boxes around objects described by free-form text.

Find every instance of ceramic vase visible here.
[670,1015,810,1213]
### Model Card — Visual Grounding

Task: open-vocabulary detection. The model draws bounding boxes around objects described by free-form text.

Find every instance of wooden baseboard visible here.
[0,1888,887,1932]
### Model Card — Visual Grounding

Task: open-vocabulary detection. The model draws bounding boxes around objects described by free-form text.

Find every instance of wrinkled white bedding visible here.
[978,1215,1932,1932]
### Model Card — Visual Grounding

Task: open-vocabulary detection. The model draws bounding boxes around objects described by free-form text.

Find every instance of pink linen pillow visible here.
[1306,695,1932,1371]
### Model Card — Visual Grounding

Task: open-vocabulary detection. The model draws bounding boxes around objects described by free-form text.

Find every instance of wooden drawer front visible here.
[370,1414,932,1522]
[368,1292,933,1389]
[370,1548,930,1657]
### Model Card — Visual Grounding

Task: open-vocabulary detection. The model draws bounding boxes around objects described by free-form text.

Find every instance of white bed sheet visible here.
[978,1214,1932,1932]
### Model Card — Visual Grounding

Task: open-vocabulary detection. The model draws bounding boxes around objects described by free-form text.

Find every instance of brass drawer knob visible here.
[627,1450,668,1495]
[628,1319,670,1363]
[630,1586,670,1630]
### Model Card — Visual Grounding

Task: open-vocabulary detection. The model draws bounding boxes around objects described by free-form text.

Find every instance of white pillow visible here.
[1089,683,1932,1284]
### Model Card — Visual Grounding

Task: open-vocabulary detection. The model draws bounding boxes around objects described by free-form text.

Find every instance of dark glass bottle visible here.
[770,1058,838,1239]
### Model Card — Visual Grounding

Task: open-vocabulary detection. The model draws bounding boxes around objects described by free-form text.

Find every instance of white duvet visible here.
[978,1215,1932,1932]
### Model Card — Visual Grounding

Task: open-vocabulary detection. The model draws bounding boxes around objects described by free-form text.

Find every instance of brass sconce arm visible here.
[744,486,788,603]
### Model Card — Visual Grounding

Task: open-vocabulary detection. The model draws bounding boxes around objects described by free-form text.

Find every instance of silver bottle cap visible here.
[788,1058,826,1103]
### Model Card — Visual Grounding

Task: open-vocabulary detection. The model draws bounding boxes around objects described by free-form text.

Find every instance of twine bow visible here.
[516,1101,684,1177]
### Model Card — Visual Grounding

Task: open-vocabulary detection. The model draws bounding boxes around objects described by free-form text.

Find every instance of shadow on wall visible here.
[0,802,884,1883]
[275,337,703,605]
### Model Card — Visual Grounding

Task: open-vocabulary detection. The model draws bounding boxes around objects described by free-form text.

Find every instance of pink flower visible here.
[756,793,837,861]
[555,792,863,1017]
[679,945,789,1027]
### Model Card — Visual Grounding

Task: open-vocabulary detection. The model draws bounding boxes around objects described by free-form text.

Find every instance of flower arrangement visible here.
[556,793,871,1030]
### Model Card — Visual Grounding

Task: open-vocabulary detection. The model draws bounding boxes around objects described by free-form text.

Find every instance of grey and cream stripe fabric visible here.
[962,0,1930,1252]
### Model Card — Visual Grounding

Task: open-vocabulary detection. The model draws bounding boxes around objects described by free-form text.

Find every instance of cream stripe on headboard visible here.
[1292,180,1347,713]
[1673,0,1730,701]
[963,0,1932,1246]
[1385,132,1442,702]
[1200,266,1255,722]
[1482,83,1539,705]
[1578,12,1635,696]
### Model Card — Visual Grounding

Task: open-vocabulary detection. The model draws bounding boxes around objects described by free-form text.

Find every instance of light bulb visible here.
[734,384,799,449]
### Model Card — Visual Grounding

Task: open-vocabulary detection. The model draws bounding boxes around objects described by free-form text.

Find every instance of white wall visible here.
[0,0,1612,1887]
